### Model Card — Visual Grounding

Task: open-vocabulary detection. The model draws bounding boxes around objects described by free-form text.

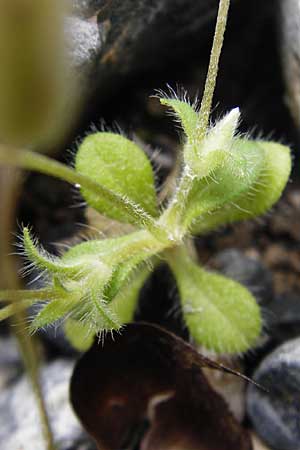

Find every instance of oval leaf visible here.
[191,141,291,234]
[169,249,262,354]
[75,132,158,223]
[184,139,267,230]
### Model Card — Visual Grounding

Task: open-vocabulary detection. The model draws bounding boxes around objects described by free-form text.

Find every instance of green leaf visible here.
[160,101,240,176]
[183,138,265,229]
[75,132,158,224]
[30,297,77,332]
[160,97,198,139]
[190,108,240,177]
[23,227,84,277]
[110,267,150,323]
[61,264,149,352]
[168,248,262,354]
[63,319,94,351]
[191,141,292,234]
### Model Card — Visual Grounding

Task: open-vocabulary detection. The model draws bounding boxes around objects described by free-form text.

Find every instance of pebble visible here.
[0,360,95,450]
[267,293,300,343]
[212,249,274,305]
[246,337,300,450]
[65,16,102,76]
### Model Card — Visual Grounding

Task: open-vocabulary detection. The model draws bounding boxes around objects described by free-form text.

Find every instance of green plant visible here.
[0,0,291,355]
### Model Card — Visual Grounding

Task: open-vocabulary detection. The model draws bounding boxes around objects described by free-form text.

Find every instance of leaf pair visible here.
[160,98,291,235]
[21,228,153,350]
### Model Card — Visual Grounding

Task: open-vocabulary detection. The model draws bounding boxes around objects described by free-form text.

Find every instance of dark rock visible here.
[246,337,300,450]
[0,360,94,450]
[266,293,300,343]
[212,249,274,305]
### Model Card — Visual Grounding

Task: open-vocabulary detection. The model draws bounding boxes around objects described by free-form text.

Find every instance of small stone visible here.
[0,360,94,450]
[246,337,300,450]
[266,293,300,343]
[212,249,273,305]
[65,16,102,75]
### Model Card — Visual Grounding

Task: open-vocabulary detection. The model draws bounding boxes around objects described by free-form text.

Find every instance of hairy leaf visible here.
[191,141,291,234]
[62,267,150,350]
[160,97,198,139]
[22,227,84,277]
[183,138,266,230]
[75,132,158,223]
[168,249,262,353]
[30,297,77,332]
[110,267,150,323]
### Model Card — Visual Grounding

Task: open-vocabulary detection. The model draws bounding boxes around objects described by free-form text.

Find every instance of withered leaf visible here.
[70,322,252,450]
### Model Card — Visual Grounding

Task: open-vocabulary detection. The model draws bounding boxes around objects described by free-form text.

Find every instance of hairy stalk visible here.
[196,0,231,141]
[161,0,231,233]
[0,146,169,243]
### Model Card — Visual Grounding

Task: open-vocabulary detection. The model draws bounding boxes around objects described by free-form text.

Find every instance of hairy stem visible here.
[0,146,169,242]
[196,0,231,141]
[159,168,194,241]
[161,0,231,233]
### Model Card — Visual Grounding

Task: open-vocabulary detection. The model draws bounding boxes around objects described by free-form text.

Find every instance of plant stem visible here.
[196,0,231,141]
[161,0,231,234]
[0,146,169,242]
[0,288,54,302]
[107,230,169,264]
[0,164,56,450]
[159,167,194,241]
[16,328,57,450]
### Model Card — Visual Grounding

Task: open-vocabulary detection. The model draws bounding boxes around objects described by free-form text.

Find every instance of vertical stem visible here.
[196,0,231,141]
[0,167,56,450]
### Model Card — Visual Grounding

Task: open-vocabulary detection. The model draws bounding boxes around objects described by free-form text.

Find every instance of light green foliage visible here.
[168,247,261,353]
[0,0,292,354]
[76,132,158,224]
[0,95,291,354]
